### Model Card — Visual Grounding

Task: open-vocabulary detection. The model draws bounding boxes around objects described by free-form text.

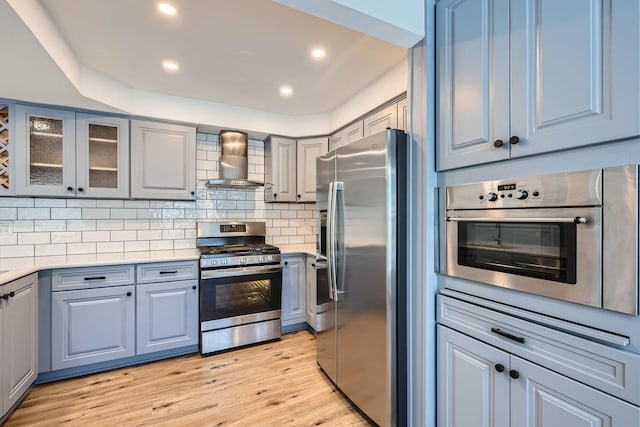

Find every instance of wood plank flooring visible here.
[5,330,373,426]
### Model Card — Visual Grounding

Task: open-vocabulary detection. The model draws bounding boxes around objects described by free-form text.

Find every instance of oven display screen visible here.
[497,183,516,191]
[221,224,246,233]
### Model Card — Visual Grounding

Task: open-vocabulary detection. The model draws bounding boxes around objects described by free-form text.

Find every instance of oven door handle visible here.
[446,216,589,224]
[201,265,283,279]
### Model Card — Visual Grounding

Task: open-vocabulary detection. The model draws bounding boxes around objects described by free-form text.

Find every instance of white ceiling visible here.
[37,0,407,116]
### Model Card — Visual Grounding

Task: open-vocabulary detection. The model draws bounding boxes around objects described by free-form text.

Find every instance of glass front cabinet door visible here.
[75,114,129,198]
[14,106,130,198]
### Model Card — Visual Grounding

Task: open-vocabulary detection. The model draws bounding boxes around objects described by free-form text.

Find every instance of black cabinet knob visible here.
[493,139,504,148]
[273,193,278,198]
[77,187,84,192]
[67,186,74,191]
[190,191,195,196]
[311,263,316,267]
[1,294,8,300]
[509,136,520,145]
[495,364,505,373]
[9,291,14,298]
[126,292,132,297]
[509,370,520,379]
[297,194,301,198]
[284,261,288,266]
[192,285,197,290]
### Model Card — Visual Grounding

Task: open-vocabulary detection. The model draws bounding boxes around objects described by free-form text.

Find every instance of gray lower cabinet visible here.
[305,255,317,330]
[1,274,38,417]
[281,255,306,327]
[438,321,640,426]
[51,285,136,370]
[136,280,198,355]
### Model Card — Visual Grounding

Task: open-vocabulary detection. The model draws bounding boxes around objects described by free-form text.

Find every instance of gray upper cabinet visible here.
[397,97,408,132]
[130,120,196,200]
[75,114,130,199]
[14,105,77,197]
[296,137,328,203]
[436,0,640,170]
[264,136,297,203]
[1,274,38,416]
[329,121,364,152]
[436,0,510,171]
[363,103,398,138]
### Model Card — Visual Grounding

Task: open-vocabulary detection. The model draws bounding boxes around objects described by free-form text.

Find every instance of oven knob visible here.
[268,255,273,261]
[222,259,228,265]
[486,192,498,202]
[259,256,265,262]
[240,258,247,264]
[211,259,217,266]
[515,190,529,200]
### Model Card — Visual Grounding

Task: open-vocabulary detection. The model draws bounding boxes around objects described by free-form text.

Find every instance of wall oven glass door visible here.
[446,207,602,308]
[200,265,282,324]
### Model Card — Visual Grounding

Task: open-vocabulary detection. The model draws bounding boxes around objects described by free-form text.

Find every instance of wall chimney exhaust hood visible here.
[205,130,264,189]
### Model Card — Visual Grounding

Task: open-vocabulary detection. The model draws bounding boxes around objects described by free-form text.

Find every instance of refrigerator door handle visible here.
[327,182,336,300]
[334,181,345,300]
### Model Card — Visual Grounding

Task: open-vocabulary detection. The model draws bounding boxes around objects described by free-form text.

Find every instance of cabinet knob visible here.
[190,191,195,196]
[297,194,301,198]
[67,186,74,192]
[126,292,132,297]
[273,193,278,198]
[493,139,504,148]
[509,370,520,379]
[77,187,84,192]
[284,261,288,266]
[311,263,316,267]
[8,291,14,298]
[509,136,520,145]
[192,285,197,290]
[1,294,8,300]
[495,364,505,373]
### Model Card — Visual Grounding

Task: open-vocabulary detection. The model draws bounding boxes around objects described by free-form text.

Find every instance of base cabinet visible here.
[51,285,136,370]
[136,280,198,355]
[281,255,306,326]
[1,274,38,417]
[438,326,640,427]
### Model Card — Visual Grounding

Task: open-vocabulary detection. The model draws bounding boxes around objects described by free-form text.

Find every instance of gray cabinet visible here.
[296,137,328,203]
[14,106,131,198]
[130,120,196,200]
[438,326,640,427]
[436,0,640,170]
[397,97,408,133]
[329,121,364,151]
[135,260,198,355]
[75,114,130,199]
[51,284,136,370]
[1,274,38,417]
[363,103,398,138]
[305,255,317,330]
[264,136,297,203]
[281,255,306,327]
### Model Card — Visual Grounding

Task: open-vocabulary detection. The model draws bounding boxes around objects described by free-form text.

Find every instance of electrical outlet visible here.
[0,221,12,234]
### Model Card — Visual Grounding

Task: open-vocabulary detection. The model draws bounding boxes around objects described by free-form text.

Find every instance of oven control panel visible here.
[446,168,603,210]
[200,254,281,269]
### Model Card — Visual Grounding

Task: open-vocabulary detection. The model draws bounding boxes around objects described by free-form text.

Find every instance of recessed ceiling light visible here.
[279,85,294,97]
[158,3,177,15]
[311,48,326,59]
[162,60,180,72]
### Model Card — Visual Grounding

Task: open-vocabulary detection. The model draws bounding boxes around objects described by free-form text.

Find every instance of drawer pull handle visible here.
[494,364,505,373]
[491,327,525,344]
[159,270,178,274]
[509,370,520,380]
[84,276,106,281]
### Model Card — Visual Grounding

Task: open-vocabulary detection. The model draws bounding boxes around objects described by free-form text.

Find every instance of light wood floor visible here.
[6,330,373,426]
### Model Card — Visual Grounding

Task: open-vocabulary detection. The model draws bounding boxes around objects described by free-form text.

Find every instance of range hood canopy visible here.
[205,130,264,189]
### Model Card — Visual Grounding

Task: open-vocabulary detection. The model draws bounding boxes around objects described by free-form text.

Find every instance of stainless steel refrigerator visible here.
[315,129,407,427]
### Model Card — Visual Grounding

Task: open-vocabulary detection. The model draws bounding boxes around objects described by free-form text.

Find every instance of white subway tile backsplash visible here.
[35,244,66,256]
[0,133,314,257]
[51,208,82,220]
[51,232,82,244]
[17,208,49,220]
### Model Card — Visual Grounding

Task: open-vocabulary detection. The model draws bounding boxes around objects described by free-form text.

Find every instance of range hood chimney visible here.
[205,130,264,189]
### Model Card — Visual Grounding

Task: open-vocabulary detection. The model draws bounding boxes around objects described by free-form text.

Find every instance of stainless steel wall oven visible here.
[444,165,639,315]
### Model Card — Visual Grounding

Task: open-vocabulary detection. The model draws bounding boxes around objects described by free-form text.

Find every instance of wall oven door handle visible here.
[201,265,283,279]
[446,216,589,224]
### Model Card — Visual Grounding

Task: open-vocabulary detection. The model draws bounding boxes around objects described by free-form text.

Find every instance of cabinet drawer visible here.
[438,294,640,406]
[52,265,135,291]
[136,261,198,284]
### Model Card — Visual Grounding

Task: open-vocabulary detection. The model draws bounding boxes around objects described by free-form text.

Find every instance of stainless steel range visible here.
[197,221,282,354]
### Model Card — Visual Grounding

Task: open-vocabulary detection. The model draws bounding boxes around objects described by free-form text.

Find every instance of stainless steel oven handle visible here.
[446,216,589,224]
[201,265,283,279]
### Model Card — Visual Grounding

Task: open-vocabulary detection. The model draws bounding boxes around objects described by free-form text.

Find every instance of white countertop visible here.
[278,244,317,256]
[0,249,200,286]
